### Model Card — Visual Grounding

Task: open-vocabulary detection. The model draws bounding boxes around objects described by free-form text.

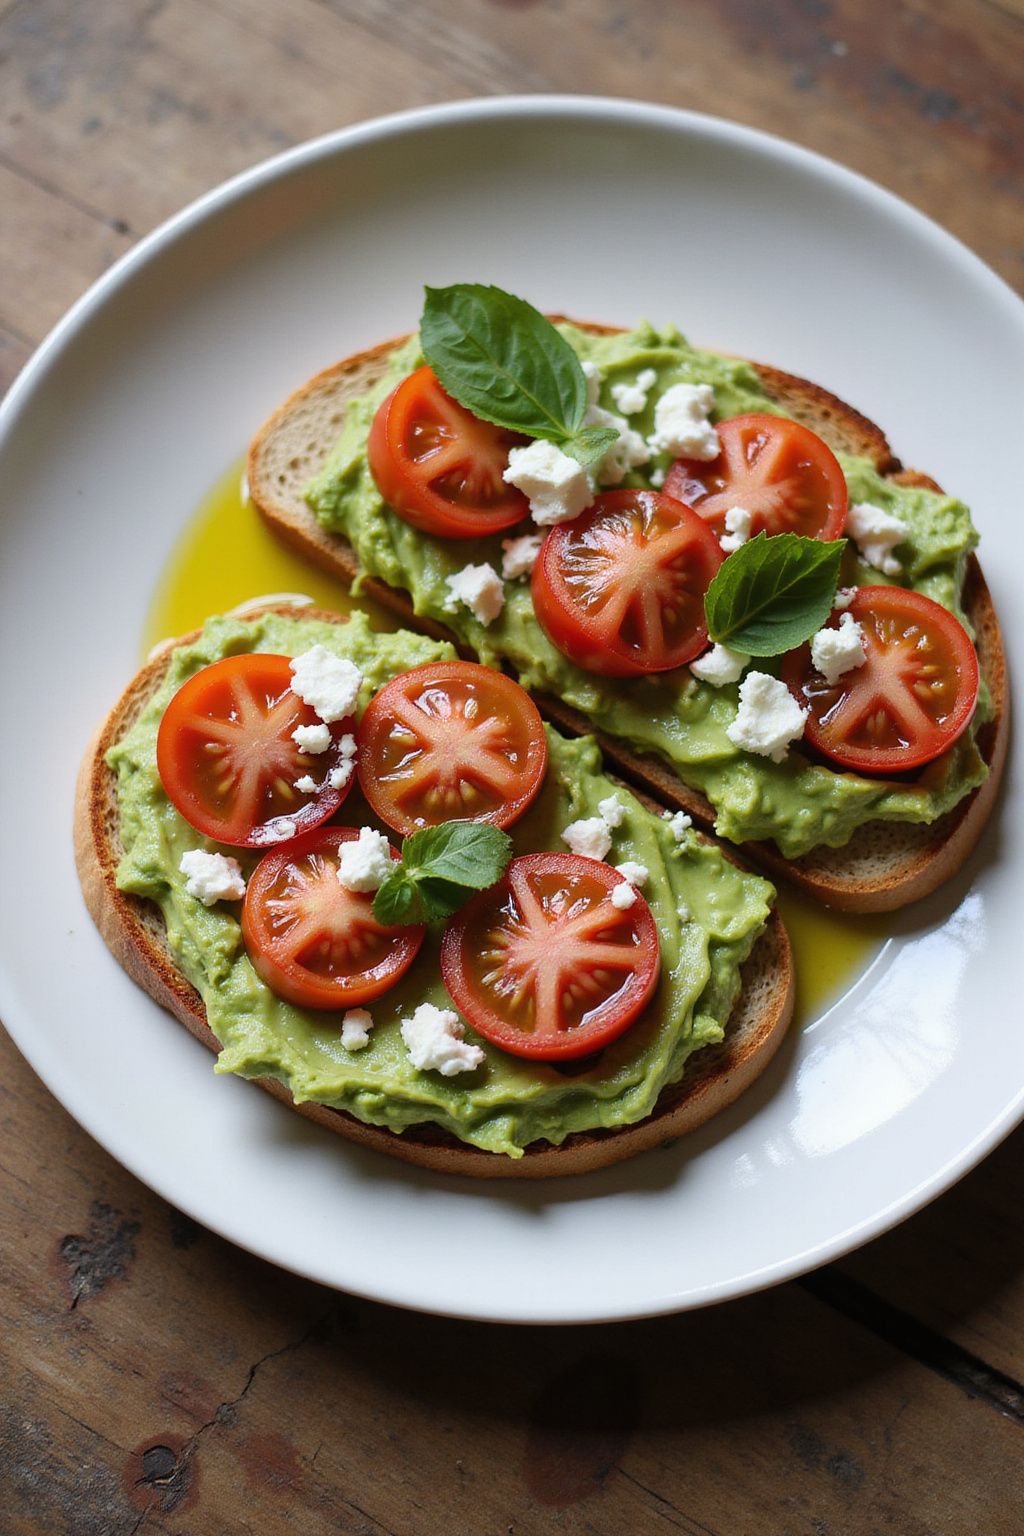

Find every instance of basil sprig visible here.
[373,820,512,926]
[704,533,846,656]
[420,284,618,469]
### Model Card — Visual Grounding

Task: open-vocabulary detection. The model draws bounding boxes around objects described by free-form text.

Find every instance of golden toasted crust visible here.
[75,606,793,1178]
[247,326,1008,913]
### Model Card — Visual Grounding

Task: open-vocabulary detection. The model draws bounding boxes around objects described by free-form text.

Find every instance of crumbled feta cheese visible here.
[338,733,357,759]
[562,816,613,862]
[597,794,626,829]
[340,1008,373,1051]
[264,819,297,843]
[500,532,543,579]
[292,721,331,755]
[846,501,907,576]
[649,466,665,489]
[727,671,807,762]
[289,645,362,723]
[179,849,246,906]
[581,359,603,405]
[647,382,719,461]
[719,505,753,554]
[503,440,593,526]
[328,761,355,792]
[578,362,650,484]
[610,881,638,910]
[833,586,857,611]
[663,810,693,842]
[810,611,868,685]
[400,1003,485,1077]
[336,826,393,893]
[294,774,319,794]
[445,562,505,626]
[610,368,658,416]
[690,642,749,687]
[614,860,649,887]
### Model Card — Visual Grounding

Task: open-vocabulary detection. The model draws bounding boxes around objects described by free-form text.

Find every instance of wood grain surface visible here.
[2,2,1023,1531]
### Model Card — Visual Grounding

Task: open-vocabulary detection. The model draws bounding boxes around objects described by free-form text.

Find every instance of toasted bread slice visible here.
[248,329,1008,913]
[75,606,794,1178]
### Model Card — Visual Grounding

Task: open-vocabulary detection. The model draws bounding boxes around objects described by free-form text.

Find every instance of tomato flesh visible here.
[242,826,424,1010]
[156,653,355,847]
[531,489,723,677]
[441,852,659,1061]
[782,585,979,774]
[367,364,529,538]
[357,661,547,837]
[664,413,848,541]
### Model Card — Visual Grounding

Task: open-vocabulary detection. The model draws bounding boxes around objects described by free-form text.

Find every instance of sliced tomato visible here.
[242,826,424,1010]
[781,586,979,774]
[356,661,547,837]
[531,489,723,677]
[664,413,848,541]
[156,653,354,848]
[367,364,529,539]
[441,853,659,1061]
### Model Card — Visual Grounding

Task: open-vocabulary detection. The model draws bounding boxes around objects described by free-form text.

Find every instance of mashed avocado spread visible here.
[306,324,990,859]
[109,610,774,1157]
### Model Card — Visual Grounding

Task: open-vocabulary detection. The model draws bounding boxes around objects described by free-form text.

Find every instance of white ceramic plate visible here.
[1,98,1020,1323]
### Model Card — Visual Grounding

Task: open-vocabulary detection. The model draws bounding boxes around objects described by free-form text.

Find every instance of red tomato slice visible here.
[531,489,723,676]
[367,364,529,538]
[242,826,424,1010]
[664,413,848,541]
[781,586,979,774]
[356,661,547,837]
[441,852,660,1061]
[156,654,354,848]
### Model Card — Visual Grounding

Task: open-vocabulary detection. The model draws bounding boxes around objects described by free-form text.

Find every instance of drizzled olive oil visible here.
[145,459,886,1026]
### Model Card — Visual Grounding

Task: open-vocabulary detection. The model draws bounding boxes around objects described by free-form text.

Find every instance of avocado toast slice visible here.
[247,323,1008,914]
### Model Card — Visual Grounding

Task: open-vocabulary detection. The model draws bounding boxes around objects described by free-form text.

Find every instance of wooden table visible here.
[2,2,1022,1529]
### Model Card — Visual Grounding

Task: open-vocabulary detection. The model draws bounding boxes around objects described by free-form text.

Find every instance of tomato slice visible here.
[441,853,659,1061]
[781,586,979,774]
[664,413,848,541]
[356,661,547,837]
[242,826,424,1010]
[367,364,529,538]
[531,489,723,676]
[156,654,354,847]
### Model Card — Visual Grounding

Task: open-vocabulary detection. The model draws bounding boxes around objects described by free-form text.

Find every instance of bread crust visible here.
[247,327,1008,912]
[75,606,793,1178]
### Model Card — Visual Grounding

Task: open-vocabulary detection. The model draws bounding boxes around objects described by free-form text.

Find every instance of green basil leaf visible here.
[372,869,426,927]
[705,533,846,656]
[416,876,480,923]
[563,424,619,470]
[403,820,512,888]
[421,284,586,441]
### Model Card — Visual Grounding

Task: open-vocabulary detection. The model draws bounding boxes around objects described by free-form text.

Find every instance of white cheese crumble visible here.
[846,501,907,576]
[179,849,246,906]
[445,562,505,626]
[719,505,753,554]
[597,794,626,829]
[833,586,857,611]
[289,645,362,723]
[662,809,693,842]
[581,360,650,484]
[340,1008,373,1051]
[690,642,749,687]
[292,721,331,755]
[610,368,658,417]
[649,465,666,489]
[503,439,593,526]
[562,816,613,862]
[610,881,638,911]
[727,671,807,762]
[614,860,649,887]
[810,611,868,685]
[294,774,318,794]
[336,826,393,893]
[500,532,543,579]
[400,1003,484,1077]
[647,382,719,461]
[329,761,355,792]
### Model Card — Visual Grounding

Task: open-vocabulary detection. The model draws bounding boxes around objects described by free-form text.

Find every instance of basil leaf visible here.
[563,424,619,470]
[371,821,513,926]
[421,284,586,441]
[705,533,846,656]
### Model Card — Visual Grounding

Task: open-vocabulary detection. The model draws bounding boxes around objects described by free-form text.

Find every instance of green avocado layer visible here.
[305,324,990,859]
[109,610,774,1157]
